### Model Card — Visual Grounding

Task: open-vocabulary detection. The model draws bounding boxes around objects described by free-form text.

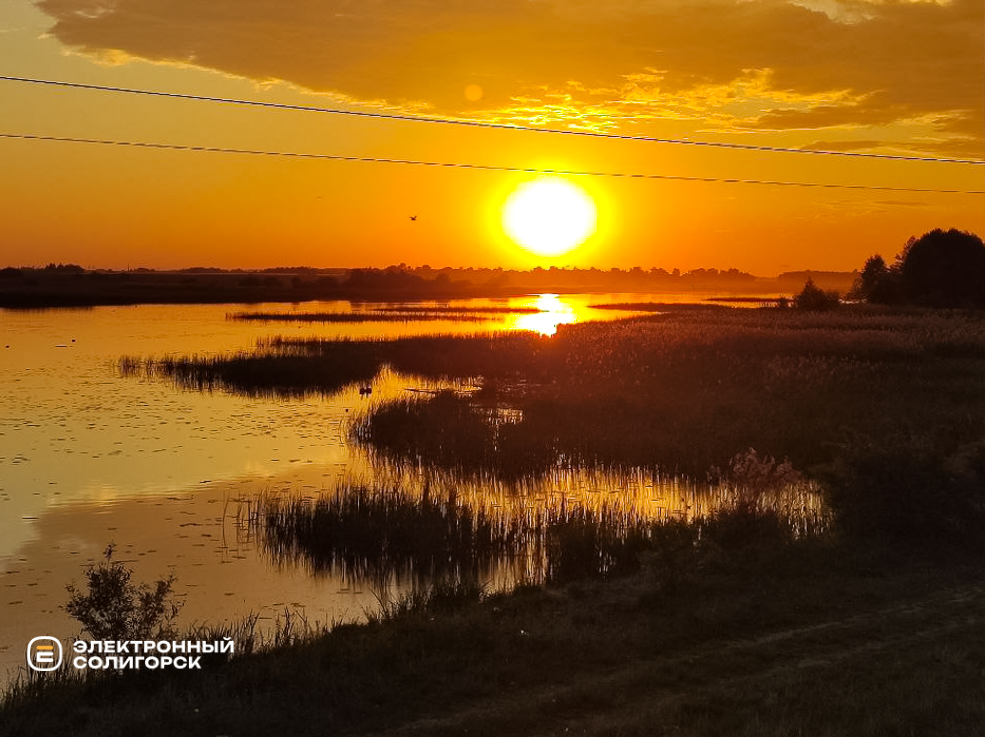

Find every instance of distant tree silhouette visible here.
[848,254,903,304]
[899,228,985,307]
[43,262,85,273]
[793,278,840,311]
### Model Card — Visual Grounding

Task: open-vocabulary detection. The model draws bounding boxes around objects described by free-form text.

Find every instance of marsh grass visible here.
[248,484,521,585]
[589,302,731,311]
[368,579,488,623]
[125,306,985,544]
[119,340,384,398]
[228,311,494,323]
[247,483,658,586]
[370,305,542,314]
[120,332,550,399]
[246,468,824,591]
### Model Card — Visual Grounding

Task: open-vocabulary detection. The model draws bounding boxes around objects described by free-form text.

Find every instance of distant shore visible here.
[0,266,854,308]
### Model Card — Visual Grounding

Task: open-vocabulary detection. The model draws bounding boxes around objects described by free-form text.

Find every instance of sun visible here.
[501,177,597,258]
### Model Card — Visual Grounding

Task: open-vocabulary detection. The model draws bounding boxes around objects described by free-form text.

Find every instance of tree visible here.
[898,228,985,307]
[793,278,840,311]
[848,254,903,304]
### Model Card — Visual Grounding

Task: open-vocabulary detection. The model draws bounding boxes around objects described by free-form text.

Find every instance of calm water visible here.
[0,293,791,680]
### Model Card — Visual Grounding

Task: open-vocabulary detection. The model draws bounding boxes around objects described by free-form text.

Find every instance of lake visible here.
[0,292,787,679]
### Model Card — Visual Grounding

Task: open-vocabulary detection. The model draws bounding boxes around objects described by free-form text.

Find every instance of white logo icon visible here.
[27,637,63,672]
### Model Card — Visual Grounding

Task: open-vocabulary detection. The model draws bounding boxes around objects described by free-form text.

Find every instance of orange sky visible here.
[1,0,982,274]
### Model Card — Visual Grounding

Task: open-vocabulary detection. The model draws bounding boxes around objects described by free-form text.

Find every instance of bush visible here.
[793,279,840,311]
[64,544,183,641]
[823,437,985,549]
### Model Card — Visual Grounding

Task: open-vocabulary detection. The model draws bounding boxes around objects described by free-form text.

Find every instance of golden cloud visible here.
[36,0,984,154]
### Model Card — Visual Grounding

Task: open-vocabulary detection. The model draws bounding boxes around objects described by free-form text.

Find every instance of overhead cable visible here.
[3,133,982,194]
[2,75,983,166]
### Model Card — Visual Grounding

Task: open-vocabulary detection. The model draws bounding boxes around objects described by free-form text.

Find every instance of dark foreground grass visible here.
[3,535,983,737]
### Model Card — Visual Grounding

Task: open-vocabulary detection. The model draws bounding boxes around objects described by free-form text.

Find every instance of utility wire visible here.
[2,75,983,166]
[3,133,982,194]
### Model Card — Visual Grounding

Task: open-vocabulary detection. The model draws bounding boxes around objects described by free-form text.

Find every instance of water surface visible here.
[0,293,785,679]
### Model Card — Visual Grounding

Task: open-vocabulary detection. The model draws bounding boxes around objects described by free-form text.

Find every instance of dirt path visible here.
[355,583,985,737]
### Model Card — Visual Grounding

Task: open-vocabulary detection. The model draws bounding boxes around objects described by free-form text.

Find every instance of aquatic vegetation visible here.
[246,463,824,591]
[120,340,384,398]
[227,311,495,323]
[126,306,985,545]
[246,483,672,587]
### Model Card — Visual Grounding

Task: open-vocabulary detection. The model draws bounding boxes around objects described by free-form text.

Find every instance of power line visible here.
[3,75,983,167]
[3,132,982,194]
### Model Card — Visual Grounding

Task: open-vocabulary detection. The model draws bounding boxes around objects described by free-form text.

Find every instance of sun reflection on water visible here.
[511,294,579,335]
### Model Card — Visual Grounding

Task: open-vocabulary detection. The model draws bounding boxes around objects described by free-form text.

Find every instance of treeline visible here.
[851,228,985,308]
[344,263,764,292]
[0,263,784,307]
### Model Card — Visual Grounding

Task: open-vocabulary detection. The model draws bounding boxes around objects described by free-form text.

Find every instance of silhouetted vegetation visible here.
[370,305,542,314]
[851,228,985,307]
[64,544,183,641]
[121,342,383,398]
[42,262,85,273]
[0,263,850,308]
[250,483,658,586]
[228,311,494,323]
[8,266,985,733]
[588,301,732,312]
[793,278,840,311]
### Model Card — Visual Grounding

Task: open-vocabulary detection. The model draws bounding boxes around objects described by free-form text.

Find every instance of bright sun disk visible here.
[502,177,597,258]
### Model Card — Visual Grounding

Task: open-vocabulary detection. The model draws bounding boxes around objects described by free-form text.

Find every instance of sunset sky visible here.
[1,0,982,273]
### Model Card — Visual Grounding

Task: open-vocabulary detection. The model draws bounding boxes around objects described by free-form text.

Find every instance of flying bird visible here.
[409,215,417,221]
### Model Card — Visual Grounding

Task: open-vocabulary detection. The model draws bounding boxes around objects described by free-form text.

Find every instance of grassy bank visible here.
[3,531,983,736]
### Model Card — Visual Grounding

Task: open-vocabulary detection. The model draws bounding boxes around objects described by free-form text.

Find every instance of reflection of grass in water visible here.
[247,470,825,588]
[248,484,658,587]
[250,485,518,585]
[356,450,829,536]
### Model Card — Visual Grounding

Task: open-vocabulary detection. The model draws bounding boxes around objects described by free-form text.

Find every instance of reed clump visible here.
[246,468,822,590]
